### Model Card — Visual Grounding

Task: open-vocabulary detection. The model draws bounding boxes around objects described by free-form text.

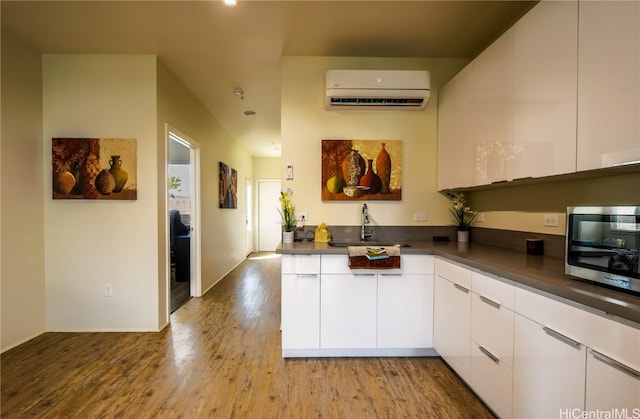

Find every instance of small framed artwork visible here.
[52,137,137,200]
[321,139,402,201]
[219,161,237,209]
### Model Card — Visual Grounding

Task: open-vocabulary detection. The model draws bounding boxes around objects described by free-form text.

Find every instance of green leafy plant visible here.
[169,176,182,192]
[278,191,296,232]
[448,192,479,231]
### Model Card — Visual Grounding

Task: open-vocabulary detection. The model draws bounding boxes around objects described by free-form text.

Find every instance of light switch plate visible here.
[543,213,560,227]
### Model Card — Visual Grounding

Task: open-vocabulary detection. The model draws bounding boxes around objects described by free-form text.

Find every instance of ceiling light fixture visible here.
[233,88,244,100]
[223,0,237,7]
[243,110,256,116]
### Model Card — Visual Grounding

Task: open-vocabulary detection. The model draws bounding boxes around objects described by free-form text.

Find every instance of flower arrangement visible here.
[278,191,296,232]
[448,192,479,231]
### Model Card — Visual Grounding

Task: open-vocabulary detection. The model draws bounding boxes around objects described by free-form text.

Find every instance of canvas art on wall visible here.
[52,138,137,200]
[322,139,402,201]
[219,161,237,209]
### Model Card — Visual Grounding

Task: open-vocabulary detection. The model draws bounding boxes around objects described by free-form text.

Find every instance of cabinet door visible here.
[377,273,433,348]
[434,275,471,381]
[511,0,578,179]
[281,273,320,350]
[320,274,377,349]
[585,348,640,411]
[470,342,513,419]
[513,313,586,418]
[578,1,640,170]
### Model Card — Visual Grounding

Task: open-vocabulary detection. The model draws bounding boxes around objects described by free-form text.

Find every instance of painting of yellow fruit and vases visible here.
[52,138,137,200]
[321,139,402,201]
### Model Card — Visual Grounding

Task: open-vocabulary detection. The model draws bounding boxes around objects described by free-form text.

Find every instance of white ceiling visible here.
[2,0,536,157]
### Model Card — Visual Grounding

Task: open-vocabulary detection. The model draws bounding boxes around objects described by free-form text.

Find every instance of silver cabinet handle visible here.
[590,349,640,380]
[479,295,501,309]
[543,326,581,349]
[479,345,500,365]
[453,283,470,294]
[296,274,319,279]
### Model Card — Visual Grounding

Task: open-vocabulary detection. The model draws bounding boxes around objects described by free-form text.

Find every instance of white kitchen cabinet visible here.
[577,0,640,170]
[438,1,578,189]
[513,287,589,418]
[320,272,377,349]
[469,272,516,419]
[434,259,472,381]
[378,273,433,349]
[510,0,578,180]
[281,255,321,353]
[584,310,640,411]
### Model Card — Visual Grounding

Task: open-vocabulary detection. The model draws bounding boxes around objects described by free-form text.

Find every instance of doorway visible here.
[168,129,200,313]
[257,179,282,251]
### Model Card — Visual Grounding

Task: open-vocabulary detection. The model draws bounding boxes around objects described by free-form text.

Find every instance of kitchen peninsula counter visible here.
[277,240,640,326]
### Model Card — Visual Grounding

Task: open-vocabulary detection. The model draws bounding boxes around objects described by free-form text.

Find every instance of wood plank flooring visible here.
[1,252,495,418]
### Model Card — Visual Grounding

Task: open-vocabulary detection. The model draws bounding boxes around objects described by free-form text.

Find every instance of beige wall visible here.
[157,60,253,298]
[253,157,281,180]
[281,56,468,228]
[1,32,46,351]
[43,54,161,331]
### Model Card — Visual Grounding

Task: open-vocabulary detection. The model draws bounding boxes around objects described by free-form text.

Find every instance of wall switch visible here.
[476,212,485,222]
[104,284,113,297]
[286,164,293,180]
[543,213,560,227]
[414,212,427,222]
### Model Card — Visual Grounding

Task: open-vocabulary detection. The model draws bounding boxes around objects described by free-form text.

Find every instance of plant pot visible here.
[457,230,470,243]
[283,231,294,244]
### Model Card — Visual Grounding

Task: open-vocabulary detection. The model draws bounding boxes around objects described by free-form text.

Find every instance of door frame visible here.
[165,124,202,311]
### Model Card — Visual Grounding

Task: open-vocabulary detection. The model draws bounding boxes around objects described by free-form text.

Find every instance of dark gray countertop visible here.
[276,240,640,326]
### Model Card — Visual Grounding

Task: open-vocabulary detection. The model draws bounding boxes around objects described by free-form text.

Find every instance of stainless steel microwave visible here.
[566,206,639,295]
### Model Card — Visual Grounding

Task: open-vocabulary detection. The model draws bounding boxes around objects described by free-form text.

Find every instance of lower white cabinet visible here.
[282,253,434,357]
[434,270,471,382]
[281,255,321,351]
[513,314,587,418]
[470,343,514,419]
[320,273,377,349]
[585,348,640,411]
[378,273,434,348]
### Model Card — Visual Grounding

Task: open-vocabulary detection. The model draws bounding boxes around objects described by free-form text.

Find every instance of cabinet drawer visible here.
[585,311,640,371]
[321,254,351,274]
[515,287,589,345]
[435,258,472,289]
[471,292,515,368]
[281,254,320,274]
[401,255,434,275]
[472,272,515,311]
[470,341,513,419]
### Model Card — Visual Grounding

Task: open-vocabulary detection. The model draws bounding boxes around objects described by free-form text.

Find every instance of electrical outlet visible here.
[476,212,485,222]
[413,212,427,222]
[543,213,560,227]
[296,212,308,222]
[104,284,113,297]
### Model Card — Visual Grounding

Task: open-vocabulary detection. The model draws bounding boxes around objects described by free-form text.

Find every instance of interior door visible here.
[257,179,282,251]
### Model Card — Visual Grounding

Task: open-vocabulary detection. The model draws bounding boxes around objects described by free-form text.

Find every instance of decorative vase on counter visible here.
[342,149,366,186]
[457,230,470,243]
[375,142,392,193]
[282,231,294,244]
[108,155,128,193]
[359,159,382,195]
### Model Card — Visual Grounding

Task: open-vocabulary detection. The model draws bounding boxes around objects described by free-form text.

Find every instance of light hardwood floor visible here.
[1,253,495,418]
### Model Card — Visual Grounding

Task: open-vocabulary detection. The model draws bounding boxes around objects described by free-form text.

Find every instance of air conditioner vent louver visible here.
[325,69,430,111]
[329,97,426,107]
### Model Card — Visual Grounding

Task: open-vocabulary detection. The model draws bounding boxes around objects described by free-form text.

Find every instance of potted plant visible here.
[448,192,479,242]
[278,190,296,243]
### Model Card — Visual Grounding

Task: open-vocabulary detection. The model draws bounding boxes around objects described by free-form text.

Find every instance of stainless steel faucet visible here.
[361,203,372,241]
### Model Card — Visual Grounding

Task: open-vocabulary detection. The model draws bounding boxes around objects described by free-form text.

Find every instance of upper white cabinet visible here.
[577,1,640,170]
[438,1,578,190]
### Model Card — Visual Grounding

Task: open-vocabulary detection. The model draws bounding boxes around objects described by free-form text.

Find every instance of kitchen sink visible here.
[328,241,411,247]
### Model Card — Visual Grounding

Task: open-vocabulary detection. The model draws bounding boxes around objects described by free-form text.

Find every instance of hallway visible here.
[1,253,494,418]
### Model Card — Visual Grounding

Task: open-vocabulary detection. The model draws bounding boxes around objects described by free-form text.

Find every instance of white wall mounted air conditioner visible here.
[325,69,430,110]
